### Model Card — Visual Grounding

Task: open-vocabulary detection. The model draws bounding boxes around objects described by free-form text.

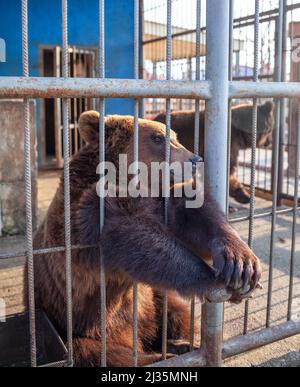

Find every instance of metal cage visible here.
[0,0,299,368]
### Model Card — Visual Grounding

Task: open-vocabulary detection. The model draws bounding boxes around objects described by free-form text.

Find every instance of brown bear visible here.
[33,112,262,367]
[154,101,275,205]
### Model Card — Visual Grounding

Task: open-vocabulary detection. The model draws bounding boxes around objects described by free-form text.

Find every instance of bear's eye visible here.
[151,134,164,145]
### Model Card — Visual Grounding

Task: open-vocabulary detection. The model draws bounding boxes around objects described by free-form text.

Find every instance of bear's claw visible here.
[210,236,262,297]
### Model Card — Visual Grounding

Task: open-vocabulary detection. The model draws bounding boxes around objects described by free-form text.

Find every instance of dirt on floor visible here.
[0,170,299,367]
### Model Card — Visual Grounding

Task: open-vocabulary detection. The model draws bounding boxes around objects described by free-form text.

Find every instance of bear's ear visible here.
[231,104,253,133]
[78,111,100,144]
[260,101,275,116]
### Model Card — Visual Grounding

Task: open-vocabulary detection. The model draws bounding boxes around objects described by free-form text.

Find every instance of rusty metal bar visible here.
[244,0,260,336]
[162,0,172,361]
[132,0,140,368]
[150,320,300,367]
[266,0,284,329]
[194,0,201,156]
[98,0,107,368]
[189,0,202,352]
[277,0,288,206]
[3,77,300,99]
[0,77,212,99]
[39,360,68,368]
[227,0,234,214]
[61,0,73,367]
[229,81,300,98]
[22,0,37,368]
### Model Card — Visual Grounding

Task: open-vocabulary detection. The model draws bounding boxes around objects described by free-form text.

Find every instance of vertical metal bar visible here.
[266,0,284,329]
[22,0,37,368]
[62,0,73,367]
[68,48,73,158]
[287,98,293,195]
[190,0,202,352]
[138,0,145,118]
[194,0,201,157]
[277,0,287,206]
[152,62,158,115]
[227,0,234,215]
[72,47,79,154]
[287,97,300,321]
[54,46,63,168]
[132,0,139,368]
[162,0,172,361]
[243,0,260,335]
[201,0,230,367]
[98,0,107,368]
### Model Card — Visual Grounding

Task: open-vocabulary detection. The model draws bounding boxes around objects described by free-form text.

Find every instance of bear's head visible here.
[78,111,200,185]
[232,101,275,148]
[77,111,202,245]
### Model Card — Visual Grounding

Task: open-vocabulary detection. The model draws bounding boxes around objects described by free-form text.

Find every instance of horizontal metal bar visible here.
[230,81,300,98]
[143,25,204,46]
[0,244,97,260]
[148,349,207,368]
[230,207,300,224]
[2,77,300,100]
[150,320,300,367]
[39,360,68,368]
[223,320,300,359]
[234,2,300,26]
[0,77,212,99]
[233,74,273,82]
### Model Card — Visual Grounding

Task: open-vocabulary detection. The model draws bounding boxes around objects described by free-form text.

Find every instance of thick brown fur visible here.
[155,102,275,204]
[34,113,262,367]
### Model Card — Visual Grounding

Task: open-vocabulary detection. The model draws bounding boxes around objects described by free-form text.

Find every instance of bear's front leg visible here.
[78,190,242,304]
[169,193,262,303]
[229,175,251,205]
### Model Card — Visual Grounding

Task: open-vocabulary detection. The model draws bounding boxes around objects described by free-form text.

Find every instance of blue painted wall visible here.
[0,0,135,162]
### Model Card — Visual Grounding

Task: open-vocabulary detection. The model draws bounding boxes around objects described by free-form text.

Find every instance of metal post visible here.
[201,0,230,367]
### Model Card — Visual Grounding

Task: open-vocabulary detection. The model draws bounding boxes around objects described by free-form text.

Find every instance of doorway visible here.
[40,46,97,169]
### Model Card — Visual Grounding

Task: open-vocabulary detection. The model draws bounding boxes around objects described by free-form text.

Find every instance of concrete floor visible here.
[224,200,300,367]
[0,170,299,367]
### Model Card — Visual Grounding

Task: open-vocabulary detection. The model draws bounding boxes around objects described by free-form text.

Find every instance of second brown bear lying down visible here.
[155,101,275,205]
[33,112,262,367]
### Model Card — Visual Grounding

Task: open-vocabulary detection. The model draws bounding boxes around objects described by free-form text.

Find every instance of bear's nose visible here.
[189,155,203,175]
